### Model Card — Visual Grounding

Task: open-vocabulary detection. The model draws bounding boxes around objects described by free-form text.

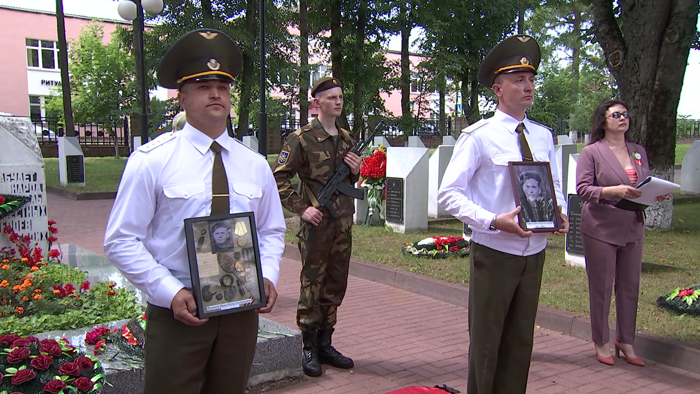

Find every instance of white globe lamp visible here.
[142,0,164,15]
[117,1,137,21]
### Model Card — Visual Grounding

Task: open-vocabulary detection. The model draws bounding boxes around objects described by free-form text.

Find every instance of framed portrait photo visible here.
[508,161,560,233]
[184,212,266,318]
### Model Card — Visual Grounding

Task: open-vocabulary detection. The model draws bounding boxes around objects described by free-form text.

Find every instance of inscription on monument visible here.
[66,155,85,183]
[566,194,584,255]
[385,177,404,224]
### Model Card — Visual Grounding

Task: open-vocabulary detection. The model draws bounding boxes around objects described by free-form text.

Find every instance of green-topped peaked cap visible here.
[158,29,241,89]
[311,77,342,97]
[478,35,541,88]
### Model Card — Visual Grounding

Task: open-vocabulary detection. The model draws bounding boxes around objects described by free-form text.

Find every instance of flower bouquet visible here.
[402,236,470,258]
[656,284,700,317]
[360,145,387,226]
[0,195,31,221]
[85,313,146,360]
[0,335,105,393]
[1,223,141,336]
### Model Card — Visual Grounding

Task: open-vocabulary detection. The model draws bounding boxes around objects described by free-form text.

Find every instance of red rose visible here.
[43,379,67,394]
[10,368,36,385]
[48,249,60,259]
[48,236,58,243]
[75,356,93,370]
[72,376,95,392]
[50,227,58,234]
[63,284,76,294]
[30,354,53,370]
[11,338,34,348]
[7,347,31,363]
[40,340,63,357]
[1,334,21,345]
[25,336,39,343]
[48,220,56,225]
[0,195,5,204]
[80,281,90,291]
[58,361,81,376]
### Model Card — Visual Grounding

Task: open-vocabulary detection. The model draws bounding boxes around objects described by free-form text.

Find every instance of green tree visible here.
[590,0,700,229]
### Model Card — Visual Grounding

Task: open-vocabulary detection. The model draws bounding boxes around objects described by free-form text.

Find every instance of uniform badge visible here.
[520,57,530,65]
[207,59,220,71]
[199,31,219,40]
[278,150,290,165]
[517,36,530,42]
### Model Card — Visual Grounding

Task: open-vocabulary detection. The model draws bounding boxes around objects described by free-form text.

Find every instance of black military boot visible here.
[302,331,322,377]
[317,327,354,369]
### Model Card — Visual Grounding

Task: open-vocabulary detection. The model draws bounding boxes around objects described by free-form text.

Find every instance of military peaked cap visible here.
[478,35,541,88]
[311,76,342,97]
[158,29,241,89]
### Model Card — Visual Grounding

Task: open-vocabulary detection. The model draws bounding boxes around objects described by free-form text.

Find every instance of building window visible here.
[29,96,43,121]
[26,39,59,70]
[310,64,329,87]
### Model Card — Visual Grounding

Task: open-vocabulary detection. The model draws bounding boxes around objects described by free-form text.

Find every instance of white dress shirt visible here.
[104,124,286,308]
[438,109,566,256]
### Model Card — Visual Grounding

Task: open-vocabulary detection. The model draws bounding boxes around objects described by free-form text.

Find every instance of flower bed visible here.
[402,236,470,258]
[0,335,105,394]
[0,223,140,336]
[656,284,700,317]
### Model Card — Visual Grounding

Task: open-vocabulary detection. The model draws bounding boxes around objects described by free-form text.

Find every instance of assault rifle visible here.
[296,120,387,239]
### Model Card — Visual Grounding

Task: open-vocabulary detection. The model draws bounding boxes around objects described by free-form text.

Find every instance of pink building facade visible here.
[0,5,124,118]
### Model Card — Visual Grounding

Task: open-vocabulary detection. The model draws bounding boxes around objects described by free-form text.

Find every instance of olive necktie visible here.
[516,123,533,161]
[210,141,230,215]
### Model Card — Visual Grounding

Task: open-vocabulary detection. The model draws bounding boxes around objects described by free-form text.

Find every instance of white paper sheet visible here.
[628,176,680,205]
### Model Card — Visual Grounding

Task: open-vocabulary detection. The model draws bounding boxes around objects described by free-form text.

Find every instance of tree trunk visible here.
[461,74,479,124]
[400,4,411,140]
[236,0,257,140]
[299,0,309,127]
[352,0,367,139]
[202,0,214,27]
[56,0,75,137]
[591,0,699,229]
[329,0,349,129]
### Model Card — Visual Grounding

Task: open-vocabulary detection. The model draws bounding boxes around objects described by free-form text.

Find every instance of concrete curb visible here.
[282,243,700,375]
[47,185,116,200]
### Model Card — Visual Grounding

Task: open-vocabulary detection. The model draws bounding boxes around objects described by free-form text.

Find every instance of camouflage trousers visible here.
[297,215,353,333]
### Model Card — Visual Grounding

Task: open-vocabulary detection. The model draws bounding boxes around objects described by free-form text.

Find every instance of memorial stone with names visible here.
[0,116,49,253]
[385,147,429,233]
[58,136,85,186]
[680,140,700,194]
[564,153,585,267]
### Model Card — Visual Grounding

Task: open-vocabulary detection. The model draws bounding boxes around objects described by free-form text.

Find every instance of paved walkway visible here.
[47,194,700,394]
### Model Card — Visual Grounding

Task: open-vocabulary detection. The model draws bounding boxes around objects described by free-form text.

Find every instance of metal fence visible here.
[31,117,129,146]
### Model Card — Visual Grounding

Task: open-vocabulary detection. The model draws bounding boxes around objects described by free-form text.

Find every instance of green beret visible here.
[158,29,241,89]
[311,77,342,97]
[478,35,541,88]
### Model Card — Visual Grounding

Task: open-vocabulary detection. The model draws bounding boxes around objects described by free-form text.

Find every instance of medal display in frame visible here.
[184,212,265,318]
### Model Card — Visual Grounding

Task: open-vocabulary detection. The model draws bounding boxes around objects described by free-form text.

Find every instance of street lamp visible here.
[117,0,164,146]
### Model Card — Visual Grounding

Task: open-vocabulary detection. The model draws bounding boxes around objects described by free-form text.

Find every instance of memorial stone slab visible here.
[583,134,590,145]
[243,135,259,152]
[0,116,49,253]
[385,147,429,233]
[564,153,585,267]
[680,140,700,194]
[428,145,454,218]
[442,135,456,146]
[557,135,573,145]
[407,135,426,148]
[556,143,578,197]
[58,136,85,186]
[569,130,578,143]
[132,136,142,151]
[374,136,392,148]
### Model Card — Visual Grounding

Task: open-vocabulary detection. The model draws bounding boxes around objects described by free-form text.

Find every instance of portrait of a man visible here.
[209,221,235,254]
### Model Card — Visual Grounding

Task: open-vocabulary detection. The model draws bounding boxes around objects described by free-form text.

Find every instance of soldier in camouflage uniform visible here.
[273,77,362,377]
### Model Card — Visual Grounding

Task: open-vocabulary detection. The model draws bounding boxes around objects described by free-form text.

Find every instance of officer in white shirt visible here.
[104,29,286,394]
[438,35,569,394]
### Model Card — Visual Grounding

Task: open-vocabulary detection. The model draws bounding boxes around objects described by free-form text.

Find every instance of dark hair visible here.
[211,222,229,233]
[519,171,542,185]
[588,100,629,145]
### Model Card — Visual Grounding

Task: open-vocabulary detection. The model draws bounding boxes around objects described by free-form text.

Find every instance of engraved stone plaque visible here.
[385,177,404,224]
[66,155,85,183]
[565,194,584,255]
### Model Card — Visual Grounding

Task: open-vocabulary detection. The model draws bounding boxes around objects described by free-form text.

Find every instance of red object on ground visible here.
[385,387,459,394]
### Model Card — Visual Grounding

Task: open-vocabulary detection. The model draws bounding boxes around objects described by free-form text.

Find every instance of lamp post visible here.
[117,0,164,146]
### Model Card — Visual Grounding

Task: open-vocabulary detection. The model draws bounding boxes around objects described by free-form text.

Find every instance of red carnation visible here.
[7,347,31,363]
[1,334,21,345]
[43,379,67,394]
[0,195,5,204]
[25,336,39,343]
[48,236,58,243]
[10,368,36,385]
[80,281,90,291]
[30,354,54,370]
[58,361,81,376]
[72,376,95,392]
[48,220,56,225]
[49,227,58,234]
[75,356,94,370]
[64,283,76,294]
[40,340,63,357]
[11,338,34,348]
[48,249,60,259]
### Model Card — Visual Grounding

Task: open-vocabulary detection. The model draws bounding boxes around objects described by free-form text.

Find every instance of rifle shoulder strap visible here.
[302,182,321,209]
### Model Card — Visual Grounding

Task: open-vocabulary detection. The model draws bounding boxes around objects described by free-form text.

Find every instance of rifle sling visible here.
[303,182,321,209]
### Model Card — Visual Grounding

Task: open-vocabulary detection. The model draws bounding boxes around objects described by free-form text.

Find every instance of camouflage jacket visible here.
[273,118,360,218]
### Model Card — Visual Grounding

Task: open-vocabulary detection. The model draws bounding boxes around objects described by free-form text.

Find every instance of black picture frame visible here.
[184,212,266,318]
[508,161,561,233]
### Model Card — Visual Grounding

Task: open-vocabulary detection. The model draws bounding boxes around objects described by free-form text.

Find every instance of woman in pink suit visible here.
[576,100,668,367]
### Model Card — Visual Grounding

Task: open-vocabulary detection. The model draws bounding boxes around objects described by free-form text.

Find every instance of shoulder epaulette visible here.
[462,118,489,134]
[232,138,264,158]
[295,123,314,135]
[529,120,551,130]
[137,132,176,153]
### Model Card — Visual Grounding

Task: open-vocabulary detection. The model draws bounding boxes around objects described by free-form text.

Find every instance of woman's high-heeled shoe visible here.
[614,340,645,367]
[594,344,614,366]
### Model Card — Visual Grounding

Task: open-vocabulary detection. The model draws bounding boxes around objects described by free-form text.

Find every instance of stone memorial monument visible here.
[407,135,426,148]
[442,135,456,146]
[563,153,585,267]
[680,140,700,194]
[243,135,259,152]
[385,147,429,233]
[555,143,578,199]
[374,136,391,148]
[557,134,573,145]
[0,116,49,253]
[58,136,85,186]
[428,145,454,218]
